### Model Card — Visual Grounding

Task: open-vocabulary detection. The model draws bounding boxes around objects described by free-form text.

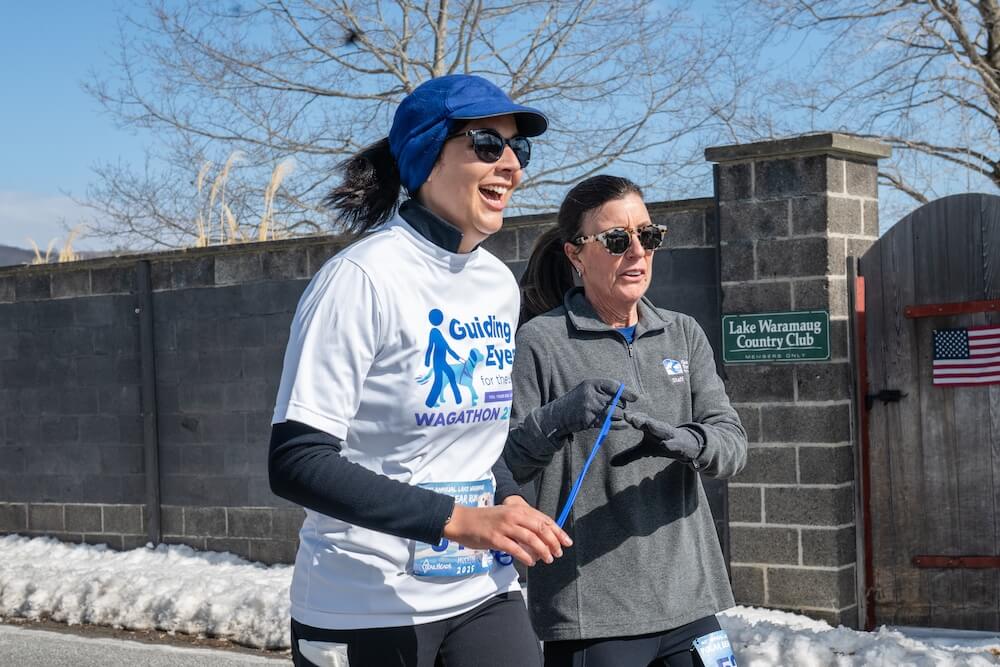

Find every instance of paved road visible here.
[0,623,291,666]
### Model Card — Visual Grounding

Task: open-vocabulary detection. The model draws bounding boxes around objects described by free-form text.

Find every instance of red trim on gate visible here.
[913,555,1000,569]
[904,299,1000,318]
[854,274,876,631]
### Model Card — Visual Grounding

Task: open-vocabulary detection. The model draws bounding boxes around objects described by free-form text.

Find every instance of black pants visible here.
[291,591,542,667]
[542,614,723,667]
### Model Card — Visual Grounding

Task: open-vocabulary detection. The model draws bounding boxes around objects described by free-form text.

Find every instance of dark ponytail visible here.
[519,227,575,324]
[519,174,643,324]
[323,137,402,234]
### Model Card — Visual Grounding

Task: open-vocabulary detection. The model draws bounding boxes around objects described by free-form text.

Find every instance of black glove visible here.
[611,410,705,467]
[536,379,638,440]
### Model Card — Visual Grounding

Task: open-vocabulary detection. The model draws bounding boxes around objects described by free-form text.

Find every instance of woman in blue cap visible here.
[268,75,582,667]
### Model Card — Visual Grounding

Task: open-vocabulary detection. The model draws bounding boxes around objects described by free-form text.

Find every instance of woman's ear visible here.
[563,242,583,277]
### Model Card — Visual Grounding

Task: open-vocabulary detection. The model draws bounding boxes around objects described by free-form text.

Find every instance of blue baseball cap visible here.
[389,75,548,194]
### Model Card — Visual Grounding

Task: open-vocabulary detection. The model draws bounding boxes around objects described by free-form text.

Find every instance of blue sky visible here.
[0,1,147,251]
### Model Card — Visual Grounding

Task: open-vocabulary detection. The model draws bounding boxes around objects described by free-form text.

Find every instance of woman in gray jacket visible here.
[505,175,747,667]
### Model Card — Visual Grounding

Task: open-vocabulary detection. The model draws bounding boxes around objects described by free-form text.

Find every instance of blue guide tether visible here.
[555,382,625,528]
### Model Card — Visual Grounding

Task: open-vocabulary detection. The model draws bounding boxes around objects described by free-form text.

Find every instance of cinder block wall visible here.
[0,203,714,565]
[707,134,888,626]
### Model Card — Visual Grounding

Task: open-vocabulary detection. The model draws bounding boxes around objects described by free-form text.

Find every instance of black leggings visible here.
[542,614,723,667]
[291,591,542,667]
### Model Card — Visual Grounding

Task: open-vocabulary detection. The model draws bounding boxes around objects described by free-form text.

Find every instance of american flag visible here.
[932,325,1000,387]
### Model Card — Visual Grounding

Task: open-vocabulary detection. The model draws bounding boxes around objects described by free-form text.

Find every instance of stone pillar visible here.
[706,133,889,627]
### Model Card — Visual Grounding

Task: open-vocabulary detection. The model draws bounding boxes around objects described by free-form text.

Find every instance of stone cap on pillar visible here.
[706,133,891,164]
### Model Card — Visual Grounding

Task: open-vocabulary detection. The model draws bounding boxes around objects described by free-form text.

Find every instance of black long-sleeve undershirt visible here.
[269,420,524,544]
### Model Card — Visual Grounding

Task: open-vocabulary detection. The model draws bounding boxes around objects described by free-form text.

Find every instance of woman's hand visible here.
[442,499,572,567]
[537,379,639,441]
[609,411,705,467]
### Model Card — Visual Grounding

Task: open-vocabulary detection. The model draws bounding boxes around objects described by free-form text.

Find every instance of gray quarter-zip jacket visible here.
[505,288,747,641]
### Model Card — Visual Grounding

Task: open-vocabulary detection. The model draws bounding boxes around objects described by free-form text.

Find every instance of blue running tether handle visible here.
[555,382,626,528]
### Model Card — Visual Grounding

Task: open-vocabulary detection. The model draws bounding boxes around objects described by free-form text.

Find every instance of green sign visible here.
[722,310,830,363]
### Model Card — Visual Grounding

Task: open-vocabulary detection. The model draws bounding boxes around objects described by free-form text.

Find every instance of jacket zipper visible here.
[621,336,644,393]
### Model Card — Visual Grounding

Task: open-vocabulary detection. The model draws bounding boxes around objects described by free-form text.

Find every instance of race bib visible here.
[413,480,495,577]
[692,629,737,667]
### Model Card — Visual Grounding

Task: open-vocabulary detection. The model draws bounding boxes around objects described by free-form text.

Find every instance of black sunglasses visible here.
[572,224,668,255]
[446,128,531,167]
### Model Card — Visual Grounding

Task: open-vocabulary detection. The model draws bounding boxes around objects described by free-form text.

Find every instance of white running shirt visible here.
[272,215,521,629]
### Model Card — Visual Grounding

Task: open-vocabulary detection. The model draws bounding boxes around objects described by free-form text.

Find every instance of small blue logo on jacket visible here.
[662,358,689,383]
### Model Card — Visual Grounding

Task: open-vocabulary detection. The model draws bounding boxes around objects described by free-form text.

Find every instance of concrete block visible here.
[51,271,91,299]
[162,534,206,550]
[250,538,298,565]
[731,565,766,606]
[0,503,27,531]
[227,507,273,539]
[723,364,795,402]
[123,535,152,550]
[263,248,309,281]
[103,505,143,534]
[238,281,305,317]
[754,155,834,198]
[91,266,136,295]
[733,446,797,485]
[796,362,851,401]
[206,537,252,559]
[72,297,116,327]
[765,486,854,525]
[171,257,216,289]
[84,533,124,550]
[161,475,249,507]
[117,415,145,445]
[830,320,848,360]
[65,504,103,533]
[845,160,877,198]
[481,229,517,261]
[306,242,343,274]
[731,525,799,565]
[15,272,51,301]
[792,277,848,318]
[847,237,874,263]
[272,507,305,539]
[799,445,855,485]
[717,162,752,201]
[767,565,856,609]
[719,200,789,241]
[758,237,840,279]
[863,200,880,237]
[0,277,14,303]
[184,506,227,536]
[656,208,706,248]
[40,418,82,446]
[720,241,754,282]
[722,281,792,314]
[180,445,227,475]
[728,485,762,523]
[161,506,185,535]
[99,446,145,475]
[802,526,856,567]
[762,403,851,443]
[97,385,141,415]
[732,405,761,442]
[28,504,64,531]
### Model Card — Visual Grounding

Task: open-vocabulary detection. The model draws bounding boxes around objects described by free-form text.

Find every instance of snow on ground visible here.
[2,535,1000,665]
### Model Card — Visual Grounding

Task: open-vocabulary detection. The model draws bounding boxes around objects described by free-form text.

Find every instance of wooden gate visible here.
[857,193,1000,630]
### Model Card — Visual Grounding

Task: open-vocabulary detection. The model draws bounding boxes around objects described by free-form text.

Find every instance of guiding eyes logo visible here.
[413,309,516,427]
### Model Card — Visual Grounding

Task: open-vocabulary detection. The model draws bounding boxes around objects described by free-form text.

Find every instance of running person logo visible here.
[417,308,485,408]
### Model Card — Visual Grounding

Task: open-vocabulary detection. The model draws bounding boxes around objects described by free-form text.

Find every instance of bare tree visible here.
[734,0,1000,215]
[83,0,749,249]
